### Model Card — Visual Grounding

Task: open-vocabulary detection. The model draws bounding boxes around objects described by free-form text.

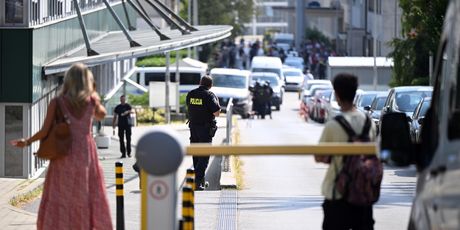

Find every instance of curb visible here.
[218,115,240,190]
[6,177,45,212]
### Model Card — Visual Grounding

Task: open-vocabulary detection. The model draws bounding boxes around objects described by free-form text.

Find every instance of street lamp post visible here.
[373,0,378,90]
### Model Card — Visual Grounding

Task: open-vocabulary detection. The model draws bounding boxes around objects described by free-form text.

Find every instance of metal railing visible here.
[28,0,121,26]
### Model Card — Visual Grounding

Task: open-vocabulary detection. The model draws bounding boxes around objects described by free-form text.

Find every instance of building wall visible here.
[0,4,136,178]
[328,66,392,90]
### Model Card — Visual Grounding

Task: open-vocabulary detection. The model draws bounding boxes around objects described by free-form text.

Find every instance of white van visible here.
[380,1,460,229]
[251,56,284,84]
[273,33,294,51]
[209,68,252,118]
[134,66,206,94]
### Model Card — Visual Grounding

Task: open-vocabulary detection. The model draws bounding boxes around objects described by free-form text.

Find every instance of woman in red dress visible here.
[12,63,113,230]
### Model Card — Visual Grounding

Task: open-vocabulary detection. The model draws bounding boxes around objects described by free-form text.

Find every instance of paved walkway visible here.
[0,116,233,229]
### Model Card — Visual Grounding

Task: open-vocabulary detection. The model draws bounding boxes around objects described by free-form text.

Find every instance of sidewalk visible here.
[0,116,233,229]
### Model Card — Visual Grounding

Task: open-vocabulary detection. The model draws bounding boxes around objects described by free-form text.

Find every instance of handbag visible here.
[35,97,72,160]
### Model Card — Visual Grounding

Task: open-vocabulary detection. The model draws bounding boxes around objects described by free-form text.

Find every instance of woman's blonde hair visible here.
[61,63,95,110]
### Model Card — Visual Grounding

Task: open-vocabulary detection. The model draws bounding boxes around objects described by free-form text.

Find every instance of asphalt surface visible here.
[236,92,416,230]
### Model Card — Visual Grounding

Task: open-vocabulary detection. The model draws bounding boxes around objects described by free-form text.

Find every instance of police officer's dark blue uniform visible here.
[186,76,221,190]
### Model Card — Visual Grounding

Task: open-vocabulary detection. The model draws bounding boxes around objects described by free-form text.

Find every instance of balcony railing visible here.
[2,0,121,27]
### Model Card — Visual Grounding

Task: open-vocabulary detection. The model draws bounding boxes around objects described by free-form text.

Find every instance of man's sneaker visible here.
[202,181,209,188]
[195,181,209,191]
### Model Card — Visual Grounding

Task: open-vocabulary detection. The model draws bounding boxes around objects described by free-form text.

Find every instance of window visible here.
[4,106,23,176]
[5,0,24,24]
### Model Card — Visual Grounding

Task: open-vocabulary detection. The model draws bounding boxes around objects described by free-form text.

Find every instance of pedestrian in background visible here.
[315,73,377,230]
[11,63,112,230]
[113,95,133,158]
[186,76,220,190]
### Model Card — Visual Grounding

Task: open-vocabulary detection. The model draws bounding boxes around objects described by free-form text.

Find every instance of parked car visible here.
[209,68,252,118]
[326,91,341,121]
[409,97,431,143]
[299,79,332,100]
[300,85,332,121]
[354,90,379,112]
[312,89,333,123]
[379,2,460,228]
[364,92,389,134]
[379,86,433,131]
[250,72,284,110]
[283,67,304,91]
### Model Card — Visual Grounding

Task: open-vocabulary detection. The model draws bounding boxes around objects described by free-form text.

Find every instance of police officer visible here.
[186,75,221,191]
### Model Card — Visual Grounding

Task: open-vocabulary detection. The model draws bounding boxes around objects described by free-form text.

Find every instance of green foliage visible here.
[305,27,331,47]
[135,50,188,67]
[198,0,254,36]
[136,107,154,123]
[128,93,149,106]
[388,0,448,86]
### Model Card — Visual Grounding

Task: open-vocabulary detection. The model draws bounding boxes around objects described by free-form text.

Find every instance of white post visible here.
[372,0,378,90]
[187,0,192,57]
[176,51,181,114]
[176,0,181,114]
[137,128,185,230]
[165,52,171,124]
[252,0,256,36]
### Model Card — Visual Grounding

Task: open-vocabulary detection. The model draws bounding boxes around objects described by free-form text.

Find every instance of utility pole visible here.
[295,0,305,51]
[187,0,192,57]
[176,0,181,114]
[165,52,171,124]
[193,0,198,59]
[372,0,378,90]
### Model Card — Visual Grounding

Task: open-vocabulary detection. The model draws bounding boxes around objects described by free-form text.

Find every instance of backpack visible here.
[333,115,383,206]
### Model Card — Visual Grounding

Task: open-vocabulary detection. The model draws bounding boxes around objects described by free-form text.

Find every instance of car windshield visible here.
[307,83,329,90]
[419,100,431,117]
[212,74,247,89]
[284,71,302,77]
[252,68,281,77]
[358,94,377,107]
[285,62,303,69]
[395,90,432,112]
[374,97,387,110]
[251,76,279,87]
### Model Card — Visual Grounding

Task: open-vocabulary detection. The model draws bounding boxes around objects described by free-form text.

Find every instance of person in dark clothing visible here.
[263,81,274,119]
[113,95,132,158]
[186,76,221,191]
[251,81,268,119]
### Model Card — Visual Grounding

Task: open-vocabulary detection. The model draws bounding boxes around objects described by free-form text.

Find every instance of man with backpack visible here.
[315,73,381,230]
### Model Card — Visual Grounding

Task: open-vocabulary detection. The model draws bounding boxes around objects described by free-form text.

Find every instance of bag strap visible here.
[334,114,371,142]
[334,115,356,142]
[55,97,69,124]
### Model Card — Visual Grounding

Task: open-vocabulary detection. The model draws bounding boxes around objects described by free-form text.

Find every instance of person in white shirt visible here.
[315,73,377,230]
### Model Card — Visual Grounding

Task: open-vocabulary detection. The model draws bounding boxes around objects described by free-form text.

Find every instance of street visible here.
[237,92,416,230]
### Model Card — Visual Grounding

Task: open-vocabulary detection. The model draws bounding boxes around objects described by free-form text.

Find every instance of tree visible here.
[388,0,448,86]
[180,0,254,62]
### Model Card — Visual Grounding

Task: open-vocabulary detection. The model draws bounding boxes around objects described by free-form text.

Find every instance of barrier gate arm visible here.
[186,143,377,156]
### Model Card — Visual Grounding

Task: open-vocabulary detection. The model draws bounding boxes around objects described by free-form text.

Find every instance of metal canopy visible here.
[43,25,232,75]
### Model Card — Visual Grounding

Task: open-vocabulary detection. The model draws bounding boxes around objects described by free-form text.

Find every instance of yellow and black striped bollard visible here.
[182,186,194,230]
[186,168,195,190]
[115,162,125,230]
